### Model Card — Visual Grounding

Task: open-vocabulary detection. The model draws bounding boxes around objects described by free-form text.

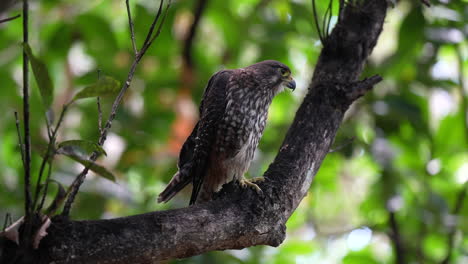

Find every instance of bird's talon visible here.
[251,177,265,183]
[239,179,263,195]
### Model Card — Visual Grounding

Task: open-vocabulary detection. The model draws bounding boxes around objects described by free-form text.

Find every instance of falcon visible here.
[158,60,296,205]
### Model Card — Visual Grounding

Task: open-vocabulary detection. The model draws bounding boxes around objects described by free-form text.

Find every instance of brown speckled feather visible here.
[158,60,295,205]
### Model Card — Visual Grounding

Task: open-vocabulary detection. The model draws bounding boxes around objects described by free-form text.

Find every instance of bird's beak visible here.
[286,77,296,91]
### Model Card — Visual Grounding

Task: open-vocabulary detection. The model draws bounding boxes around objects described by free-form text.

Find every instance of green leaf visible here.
[72,76,120,101]
[57,140,107,157]
[45,180,67,215]
[22,43,54,109]
[63,154,116,182]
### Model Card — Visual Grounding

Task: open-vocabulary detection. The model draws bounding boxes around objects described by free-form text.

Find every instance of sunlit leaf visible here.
[72,76,120,101]
[57,140,107,157]
[22,43,54,109]
[62,154,116,182]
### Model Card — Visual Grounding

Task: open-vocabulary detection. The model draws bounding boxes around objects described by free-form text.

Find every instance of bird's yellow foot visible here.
[239,178,263,195]
[250,176,265,183]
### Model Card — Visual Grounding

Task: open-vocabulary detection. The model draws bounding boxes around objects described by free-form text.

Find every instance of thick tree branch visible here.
[1,0,387,263]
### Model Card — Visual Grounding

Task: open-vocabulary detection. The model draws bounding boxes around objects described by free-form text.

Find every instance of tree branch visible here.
[0,14,20,24]
[389,211,405,264]
[21,0,32,238]
[125,0,137,56]
[14,112,26,167]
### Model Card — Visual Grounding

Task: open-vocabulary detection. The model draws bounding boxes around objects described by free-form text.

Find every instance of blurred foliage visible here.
[0,0,467,263]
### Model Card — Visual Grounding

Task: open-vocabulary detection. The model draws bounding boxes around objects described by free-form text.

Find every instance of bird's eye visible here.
[279,68,289,77]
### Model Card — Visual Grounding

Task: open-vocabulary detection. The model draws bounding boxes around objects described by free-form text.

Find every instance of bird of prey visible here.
[158,60,296,205]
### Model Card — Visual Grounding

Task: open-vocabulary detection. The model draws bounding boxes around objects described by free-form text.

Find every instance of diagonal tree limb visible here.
[0,0,391,263]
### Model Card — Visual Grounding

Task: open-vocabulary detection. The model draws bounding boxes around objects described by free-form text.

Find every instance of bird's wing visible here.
[189,70,231,205]
[157,70,231,204]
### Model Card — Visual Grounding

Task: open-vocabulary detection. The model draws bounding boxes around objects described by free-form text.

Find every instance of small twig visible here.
[140,0,165,53]
[62,0,172,217]
[421,0,431,7]
[97,97,103,135]
[14,112,26,167]
[22,0,32,225]
[126,0,138,56]
[389,211,405,264]
[139,0,172,58]
[45,113,53,140]
[97,70,103,134]
[0,14,20,24]
[2,213,12,231]
[329,137,355,153]
[311,0,324,44]
[32,104,69,213]
[322,0,332,39]
[326,0,333,37]
[146,1,172,48]
[37,162,53,212]
[346,75,383,101]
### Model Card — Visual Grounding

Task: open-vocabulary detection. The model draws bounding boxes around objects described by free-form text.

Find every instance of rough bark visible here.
[1,0,387,263]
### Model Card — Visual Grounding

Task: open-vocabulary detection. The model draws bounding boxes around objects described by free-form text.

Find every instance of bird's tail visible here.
[157,170,191,203]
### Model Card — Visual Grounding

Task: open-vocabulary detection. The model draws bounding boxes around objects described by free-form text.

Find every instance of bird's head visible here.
[247,60,296,93]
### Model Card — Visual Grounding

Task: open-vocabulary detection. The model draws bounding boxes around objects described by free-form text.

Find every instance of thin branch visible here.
[311,0,324,44]
[2,213,12,232]
[97,68,103,134]
[32,104,69,213]
[14,111,26,167]
[44,112,52,140]
[62,0,172,217]
[147,1,172,47]
[421,0,431,7]
[97,97,103,135]
[0,14,20,24]
[322,0,332,39]
[389,211,405,264]
[441,44,468,264]
[140,0,164,53]
[329,136,355,153]
[37,162,53,212]
[22,0,32,224]
[126,0,138,56]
